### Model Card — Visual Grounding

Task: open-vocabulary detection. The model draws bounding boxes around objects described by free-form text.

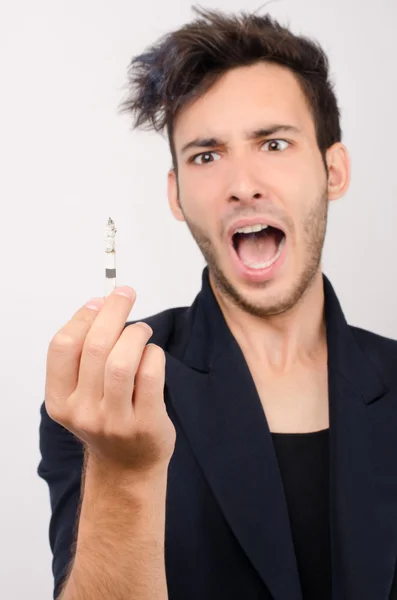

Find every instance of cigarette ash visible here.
[105,217,117,253]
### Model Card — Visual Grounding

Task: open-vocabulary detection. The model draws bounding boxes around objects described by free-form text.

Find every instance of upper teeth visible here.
[234,224,269,235]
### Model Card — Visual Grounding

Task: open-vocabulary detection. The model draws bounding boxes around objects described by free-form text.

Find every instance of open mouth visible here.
[231,225,286,270]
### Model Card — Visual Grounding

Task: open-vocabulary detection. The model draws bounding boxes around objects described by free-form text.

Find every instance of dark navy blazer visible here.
[38,267,397,599]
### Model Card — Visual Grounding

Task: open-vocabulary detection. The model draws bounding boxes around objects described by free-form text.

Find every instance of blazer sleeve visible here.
[37,401,84,599]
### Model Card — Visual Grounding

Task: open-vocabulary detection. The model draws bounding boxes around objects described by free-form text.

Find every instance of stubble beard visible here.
[179,186,329,318]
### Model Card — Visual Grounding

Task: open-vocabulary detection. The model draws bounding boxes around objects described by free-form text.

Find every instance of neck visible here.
[210,269,327,376]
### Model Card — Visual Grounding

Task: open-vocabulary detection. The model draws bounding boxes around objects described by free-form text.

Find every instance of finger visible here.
[133,344,166,423]
[77,286,137,399]
[101,322,154,423]
[45,297,105,416]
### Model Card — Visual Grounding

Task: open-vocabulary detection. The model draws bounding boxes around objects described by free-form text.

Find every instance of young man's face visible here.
[168,62,349,317]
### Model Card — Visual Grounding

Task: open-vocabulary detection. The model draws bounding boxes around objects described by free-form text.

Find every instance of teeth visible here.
[234,223,269,235]
[241,235,286,270]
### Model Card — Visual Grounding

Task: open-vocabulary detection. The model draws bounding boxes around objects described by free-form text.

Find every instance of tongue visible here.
[237,230,279,265]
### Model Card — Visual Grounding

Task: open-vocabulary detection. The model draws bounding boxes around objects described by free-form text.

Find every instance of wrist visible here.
[84,453,169,499]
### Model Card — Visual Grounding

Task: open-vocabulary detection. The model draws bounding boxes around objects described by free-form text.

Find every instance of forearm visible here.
[59,458,169,600]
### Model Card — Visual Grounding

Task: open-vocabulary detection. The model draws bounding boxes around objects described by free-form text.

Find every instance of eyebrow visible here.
[180,124,302,155]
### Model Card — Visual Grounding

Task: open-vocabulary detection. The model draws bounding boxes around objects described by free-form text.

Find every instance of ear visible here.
[325,143,351,202]
[167,168,185,222]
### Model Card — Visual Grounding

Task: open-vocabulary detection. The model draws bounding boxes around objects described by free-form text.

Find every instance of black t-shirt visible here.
[271,428,332,599]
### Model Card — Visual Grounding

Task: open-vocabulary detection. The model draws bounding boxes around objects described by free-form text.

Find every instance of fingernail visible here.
[136,322,153,335]
[85,297,105,311]
[115,286,135,299]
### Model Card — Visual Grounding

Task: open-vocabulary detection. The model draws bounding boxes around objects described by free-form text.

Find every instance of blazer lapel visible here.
[162,267,397,599]
[165,268,303,600]
[324,275,397,599]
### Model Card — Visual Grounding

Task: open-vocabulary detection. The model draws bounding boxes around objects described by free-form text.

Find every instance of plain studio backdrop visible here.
[0,0,396,597]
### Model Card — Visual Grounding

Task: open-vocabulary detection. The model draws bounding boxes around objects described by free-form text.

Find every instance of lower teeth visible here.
[241,236,285,269]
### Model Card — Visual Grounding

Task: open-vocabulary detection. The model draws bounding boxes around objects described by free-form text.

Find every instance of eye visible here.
[191,151,221,165]
[262,139,290,152]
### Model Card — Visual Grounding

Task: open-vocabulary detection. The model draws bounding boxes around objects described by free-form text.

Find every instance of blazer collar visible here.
[178,266,386,399]
[165,267,396,599]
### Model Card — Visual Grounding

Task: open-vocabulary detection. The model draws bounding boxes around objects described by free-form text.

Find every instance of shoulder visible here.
[351,325,397,354]
[350,325,397,387]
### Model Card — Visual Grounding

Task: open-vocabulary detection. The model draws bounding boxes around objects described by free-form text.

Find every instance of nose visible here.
[226,161,264,203]
[230,190,262,202]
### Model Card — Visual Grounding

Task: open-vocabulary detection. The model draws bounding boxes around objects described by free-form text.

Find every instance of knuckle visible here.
[137,368,158,384]
[85,338,110,358]
[49,331,78,353]
[137,345,165,381]
[136,372,159,394]
[106,358,133,381]
[45,400,63,423]
[136,360,160,382]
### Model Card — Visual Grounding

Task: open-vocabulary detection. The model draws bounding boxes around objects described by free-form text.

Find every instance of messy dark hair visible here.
[118,5,342,175]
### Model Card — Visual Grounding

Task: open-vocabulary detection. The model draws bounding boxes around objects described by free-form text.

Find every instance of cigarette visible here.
[105,217,117,296]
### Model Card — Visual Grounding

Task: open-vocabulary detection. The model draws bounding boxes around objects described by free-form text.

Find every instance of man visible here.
[38,7,397,600]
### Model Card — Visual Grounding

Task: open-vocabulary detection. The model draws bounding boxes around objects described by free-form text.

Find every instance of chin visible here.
[211,250,321,318]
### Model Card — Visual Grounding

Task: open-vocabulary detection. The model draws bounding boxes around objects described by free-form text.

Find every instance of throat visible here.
[233,227,285,267]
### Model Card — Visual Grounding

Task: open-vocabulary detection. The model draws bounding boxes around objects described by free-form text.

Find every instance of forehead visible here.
[173,62,315,148]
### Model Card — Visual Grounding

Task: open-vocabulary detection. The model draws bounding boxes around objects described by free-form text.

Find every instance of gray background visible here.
[0,0,396,597]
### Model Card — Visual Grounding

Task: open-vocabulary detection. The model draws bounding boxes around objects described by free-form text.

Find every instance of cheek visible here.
[184,168,223,195]
[280,164,320,210]
[176,187,212,228]
[179,169,223,211]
